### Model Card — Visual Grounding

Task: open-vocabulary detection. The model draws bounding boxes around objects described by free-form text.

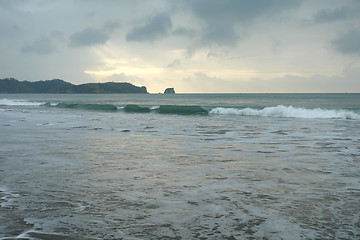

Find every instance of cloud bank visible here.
[331,29,360,55]
[126,13,172,42]
[21,38,56,55]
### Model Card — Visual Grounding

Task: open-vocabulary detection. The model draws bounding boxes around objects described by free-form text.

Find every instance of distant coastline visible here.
[0,78,148,94]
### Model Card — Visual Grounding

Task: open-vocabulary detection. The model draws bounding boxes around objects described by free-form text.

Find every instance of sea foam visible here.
[0,99,44,106]
[209,105,360,120]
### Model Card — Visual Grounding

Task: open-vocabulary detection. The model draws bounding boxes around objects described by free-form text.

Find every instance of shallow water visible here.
[1,94,360,239]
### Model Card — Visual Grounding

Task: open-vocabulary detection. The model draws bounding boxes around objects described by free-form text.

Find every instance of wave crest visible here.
[209,105,360,120]
[124,104,150,113]
[0,99,44,106]
[157,105,208,115]
[54,103,118,111]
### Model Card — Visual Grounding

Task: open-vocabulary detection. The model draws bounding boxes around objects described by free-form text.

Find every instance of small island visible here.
[0,78,148,94]
[164,88,175,94]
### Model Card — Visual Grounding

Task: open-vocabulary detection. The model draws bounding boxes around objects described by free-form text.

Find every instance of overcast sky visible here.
[1,0,360,93]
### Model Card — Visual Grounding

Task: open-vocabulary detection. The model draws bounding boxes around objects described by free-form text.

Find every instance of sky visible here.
[1,0,360,93]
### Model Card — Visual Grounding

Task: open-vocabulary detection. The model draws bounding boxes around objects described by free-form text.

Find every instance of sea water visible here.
[0,93,359,239]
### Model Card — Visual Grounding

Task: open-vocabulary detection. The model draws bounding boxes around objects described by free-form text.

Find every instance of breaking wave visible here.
[0,99,44,106]
[2,98,359,120]
[121,105,208,115]
[157,105,208,115]
[52,102,118,111]
[124,104,150,113]
[209,105,360,120]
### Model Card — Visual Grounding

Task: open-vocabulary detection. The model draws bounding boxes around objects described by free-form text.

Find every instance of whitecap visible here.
[0,98,44,106]
[209,105,360,120]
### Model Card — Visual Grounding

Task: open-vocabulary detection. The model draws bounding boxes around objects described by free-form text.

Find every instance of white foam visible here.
[74,203,91,212]
[47,102,58,106]
[0,98,44,106]
[209,105,360,120]
[150,105,160,110]
[0,188,20,208]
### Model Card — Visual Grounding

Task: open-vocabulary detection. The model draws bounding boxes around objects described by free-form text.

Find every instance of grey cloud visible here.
[126,13,172,42]
[21,37,56,55]
[185,47,196,58]
[255,69,360,92]
[172,27,197,38]
[313,7,359,23]
[178,0,302,46]
[203,23,238,46]
[0,23,21,38]
[106,73,146,86]
[50,30,64,40]
[190,69,360,93]
[104,21,120,32]
[187,72,226,92]
[0,0,23,11]
[69,28,109,47]
[166,59,181,68]
[69,22,119,47]
[331,29,360,55]
[183,0,300,22]
[207,51,225,59]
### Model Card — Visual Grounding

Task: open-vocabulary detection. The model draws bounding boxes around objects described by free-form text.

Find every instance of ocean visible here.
[1,93,360,239]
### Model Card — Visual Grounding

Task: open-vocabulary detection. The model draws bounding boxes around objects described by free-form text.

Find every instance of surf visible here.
[209,105,360,120]
[51,102,118,111]
[156,105,208,115]
[0,98,44,106]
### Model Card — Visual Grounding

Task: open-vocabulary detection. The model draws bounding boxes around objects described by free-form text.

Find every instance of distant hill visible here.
[0,78,148,94]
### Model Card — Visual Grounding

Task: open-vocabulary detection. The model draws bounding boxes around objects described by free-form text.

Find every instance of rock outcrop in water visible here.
[0,78,148,94]
[164,88,175,94]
